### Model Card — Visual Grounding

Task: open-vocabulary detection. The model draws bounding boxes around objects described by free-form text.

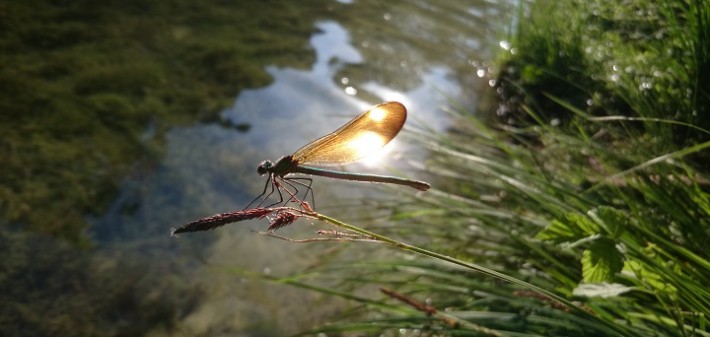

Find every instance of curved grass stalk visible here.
[306,209,638,337]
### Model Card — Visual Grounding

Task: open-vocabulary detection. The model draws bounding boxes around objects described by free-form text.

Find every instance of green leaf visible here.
[581,238,623,283]
[567,212,600,235]
[536,219,580,242]
[588,206,626,239]
[536,212,600,243]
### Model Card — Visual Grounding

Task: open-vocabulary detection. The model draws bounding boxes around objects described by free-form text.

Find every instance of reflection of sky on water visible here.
[223,21,457,178]
[90,9,498,334]
[224,21,456,157]
[91,20,465,241]
[91,19,462,252]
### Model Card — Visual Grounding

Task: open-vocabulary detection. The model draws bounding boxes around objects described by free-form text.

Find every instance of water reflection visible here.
[223,21,464,191]
[5,0,512,335]
[157,11,502,333]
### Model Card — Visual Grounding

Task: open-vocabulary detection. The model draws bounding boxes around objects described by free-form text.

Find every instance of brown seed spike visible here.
[267,211,298,231]
[172,208,273,236]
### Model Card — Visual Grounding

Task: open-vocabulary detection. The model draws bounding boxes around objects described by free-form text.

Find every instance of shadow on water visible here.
[0,0,511,335]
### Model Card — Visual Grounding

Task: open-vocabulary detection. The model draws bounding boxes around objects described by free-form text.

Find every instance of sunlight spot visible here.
[499,40,511,51]
[349,131,385,159]
[359,138,398,167]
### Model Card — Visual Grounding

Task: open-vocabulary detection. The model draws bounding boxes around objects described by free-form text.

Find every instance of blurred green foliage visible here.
[497,0,710,153]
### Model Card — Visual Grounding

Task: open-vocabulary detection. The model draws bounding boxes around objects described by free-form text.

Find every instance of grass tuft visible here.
[256,1,710,336]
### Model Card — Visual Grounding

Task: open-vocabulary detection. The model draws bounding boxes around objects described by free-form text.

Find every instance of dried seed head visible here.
[267,211,298,231]
[172,208,273,236]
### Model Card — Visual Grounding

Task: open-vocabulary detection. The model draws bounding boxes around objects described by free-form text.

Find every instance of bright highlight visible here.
[369,107,386,122]
[348,131,386,158]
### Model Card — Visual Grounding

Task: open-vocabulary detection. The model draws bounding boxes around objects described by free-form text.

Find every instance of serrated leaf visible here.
[566,212,600,235]
[536,219,582,242]
[588,206,626,239]
[581,238,623,283]
[537,212,600,243]
[573,282,635,298]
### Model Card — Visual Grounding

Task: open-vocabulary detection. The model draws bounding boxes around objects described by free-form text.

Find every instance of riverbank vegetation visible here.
[293,0,709,336]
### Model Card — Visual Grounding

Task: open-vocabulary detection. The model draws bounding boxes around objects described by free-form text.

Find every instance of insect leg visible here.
[262,176,288,208]
[279,177,303,205]
[285,177,315,209]
[245,174,278,209]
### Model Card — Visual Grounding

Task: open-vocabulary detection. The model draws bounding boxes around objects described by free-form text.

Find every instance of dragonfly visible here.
[247,101,430,209]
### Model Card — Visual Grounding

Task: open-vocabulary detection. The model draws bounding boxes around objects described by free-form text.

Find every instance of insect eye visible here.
[257,161,271,175]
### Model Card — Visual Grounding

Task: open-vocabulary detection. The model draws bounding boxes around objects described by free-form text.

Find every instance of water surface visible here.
[1,1,513,335]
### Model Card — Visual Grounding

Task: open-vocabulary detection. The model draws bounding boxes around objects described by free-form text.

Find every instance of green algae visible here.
[0,0,335,245]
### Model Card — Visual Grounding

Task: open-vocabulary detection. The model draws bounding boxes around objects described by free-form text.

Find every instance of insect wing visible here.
[291,101,407,166]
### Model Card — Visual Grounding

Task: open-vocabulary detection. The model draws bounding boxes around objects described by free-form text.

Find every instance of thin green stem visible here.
[310,211,637,337]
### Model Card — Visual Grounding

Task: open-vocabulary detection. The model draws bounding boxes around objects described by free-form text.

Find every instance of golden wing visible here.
[291,101,407,166]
